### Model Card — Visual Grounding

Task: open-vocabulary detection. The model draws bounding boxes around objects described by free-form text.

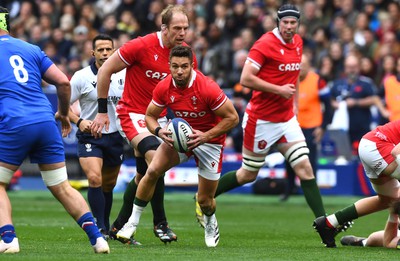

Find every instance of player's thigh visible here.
[79,157,102,179]
[117,111,166,149]
[29,121,65,165]
[148,142,180,176]
[358,138,392,179]
[0,123,43,166]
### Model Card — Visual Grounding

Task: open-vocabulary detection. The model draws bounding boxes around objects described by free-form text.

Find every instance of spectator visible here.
[328,40,345,79]
[360,56,377,81]
[10,1,38,37]
[225,0,247,37]
[98,14,121,39]
[317,55,335,83]
[28,24,47,49]
[380,57,400,122]
[312,26,331,66]
[50,28,74,60]
[79,3,102,33]
[353,12,370,48]
[70,25,89,58]
[117,10,140,37]
[330,54,378,152]
[95,0,121,19]
[301,0,324,39]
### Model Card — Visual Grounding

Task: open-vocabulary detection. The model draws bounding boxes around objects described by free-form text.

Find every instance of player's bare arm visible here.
[240,60,295,99]
[91,53,126,137]
[145,102,173,146]
[43,64,72,137]
[187,99,238,150]
[67,109,92,133]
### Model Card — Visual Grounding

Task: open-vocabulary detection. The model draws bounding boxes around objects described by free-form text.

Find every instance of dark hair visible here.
[0,6,10,32]
[92,34,113,49]
[161,5,188,27]
[277,4,300,21]
[169,45,193,63]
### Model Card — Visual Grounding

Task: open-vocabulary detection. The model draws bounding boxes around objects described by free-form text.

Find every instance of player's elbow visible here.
[227,112,239,131]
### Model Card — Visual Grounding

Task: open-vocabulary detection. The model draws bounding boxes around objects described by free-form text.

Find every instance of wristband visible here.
[154,126,162,137]
[76,118,83,128]
[98,98,108,113]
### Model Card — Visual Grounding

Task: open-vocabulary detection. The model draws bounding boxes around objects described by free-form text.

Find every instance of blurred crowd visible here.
[2,0,400,154]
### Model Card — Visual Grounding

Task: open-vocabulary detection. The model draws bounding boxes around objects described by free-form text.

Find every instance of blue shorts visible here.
[0,121,65,165]
[76,131,124,167]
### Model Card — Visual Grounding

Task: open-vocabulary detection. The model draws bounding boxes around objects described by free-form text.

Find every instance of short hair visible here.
[161,5,188,27]
[92,34,113,49]
[0,6,10,32]
[169,45,193,63]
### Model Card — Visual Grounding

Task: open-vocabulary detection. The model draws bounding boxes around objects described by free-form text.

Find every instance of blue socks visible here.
[77,212,102,245]
[88,186,106,230]
[0,224,16,243]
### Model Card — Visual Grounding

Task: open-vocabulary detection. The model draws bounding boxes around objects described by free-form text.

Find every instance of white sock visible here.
[326,214,339,228]
[127,204,144,226]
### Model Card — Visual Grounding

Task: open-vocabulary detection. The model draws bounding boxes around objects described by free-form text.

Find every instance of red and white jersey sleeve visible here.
[152,70,227,144]
[246,28,303,122]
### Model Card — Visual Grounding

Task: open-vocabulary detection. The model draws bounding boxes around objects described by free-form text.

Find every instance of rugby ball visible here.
[167,118,193,153]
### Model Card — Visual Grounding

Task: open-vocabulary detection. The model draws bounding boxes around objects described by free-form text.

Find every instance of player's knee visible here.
[294,161,314,180]
[86,172,102,187]
[137,136,160,158]
[236,167,259,184]
[146,166,163,181]
[41,166,68,187]
[284,142,309,168]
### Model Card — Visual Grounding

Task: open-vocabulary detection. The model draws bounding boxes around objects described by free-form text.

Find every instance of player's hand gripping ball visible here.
[166,118,193,153]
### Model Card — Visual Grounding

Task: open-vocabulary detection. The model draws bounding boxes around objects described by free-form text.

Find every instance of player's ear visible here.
[91,50,95,57]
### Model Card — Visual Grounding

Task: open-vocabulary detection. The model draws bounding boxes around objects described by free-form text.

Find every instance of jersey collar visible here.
[273,28,286,45]
[90,61,98,75]
[157,31,164,48]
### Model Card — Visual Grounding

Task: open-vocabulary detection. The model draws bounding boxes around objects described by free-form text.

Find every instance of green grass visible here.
[2,191,398,260]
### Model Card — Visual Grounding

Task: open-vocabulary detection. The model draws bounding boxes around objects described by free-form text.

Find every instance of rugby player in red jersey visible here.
[195,3,328,231]
[91,5,196,244]
[116,45,238,247]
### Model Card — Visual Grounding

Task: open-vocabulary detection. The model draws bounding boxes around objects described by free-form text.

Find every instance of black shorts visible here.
[76,131,124,167]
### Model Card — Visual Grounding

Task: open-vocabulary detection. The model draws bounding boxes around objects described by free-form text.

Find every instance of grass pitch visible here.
[2,191,398,260]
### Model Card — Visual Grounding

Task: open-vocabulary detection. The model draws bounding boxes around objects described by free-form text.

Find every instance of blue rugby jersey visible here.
[0,35,55,131]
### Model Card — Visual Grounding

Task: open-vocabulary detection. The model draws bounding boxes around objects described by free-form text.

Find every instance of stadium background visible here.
[4,0,398,196]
